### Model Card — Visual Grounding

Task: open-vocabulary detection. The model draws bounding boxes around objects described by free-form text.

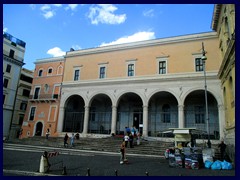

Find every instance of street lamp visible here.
[201,42,211,148]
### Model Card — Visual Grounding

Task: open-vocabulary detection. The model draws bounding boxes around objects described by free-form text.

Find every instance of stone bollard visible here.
[39,151,49,173]
[62,166,67,175]
[86,168,90,176]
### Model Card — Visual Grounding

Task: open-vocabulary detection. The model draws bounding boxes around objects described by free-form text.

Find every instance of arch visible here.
[116,91,144,135]
[62,93,87,108]
[116,90,145,107]
[147,89,180,106]
[57,65,63,75]
[182,86,223,106]
[63,94,85,133]
[47,67,53,76]
[184,89,220,140]
[148,91,179,137]
[34,121,43,136]
[88,92,115,107]
[88,93,113,134]
[38,68,43,77]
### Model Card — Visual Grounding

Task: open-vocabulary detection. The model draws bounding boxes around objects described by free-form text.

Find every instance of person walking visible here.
[124,134,129,148]
[131,126,135,136]
[125,126,131,135]
[129,133,134,148]
[46,129,50,139]
[136,132,141,145]
[75,132,80,140]
[218,141,227,160]
[70,133,75,148]
[120,141,126,164]
[64,133,69,148]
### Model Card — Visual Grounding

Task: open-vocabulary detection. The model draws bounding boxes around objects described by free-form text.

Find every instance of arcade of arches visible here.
[59,89,221,140]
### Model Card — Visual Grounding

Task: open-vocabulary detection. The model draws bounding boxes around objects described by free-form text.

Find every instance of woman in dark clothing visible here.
[218,141,227,160]
[64,133,69,147]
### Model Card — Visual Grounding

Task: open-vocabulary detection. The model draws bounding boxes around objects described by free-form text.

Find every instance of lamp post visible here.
[201,42,211,148]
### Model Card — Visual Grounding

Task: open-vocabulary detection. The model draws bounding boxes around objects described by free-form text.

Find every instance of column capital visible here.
[112,105,117,109]
[178,105,184,110]
[84,106,90,110]
[218,104,225,111]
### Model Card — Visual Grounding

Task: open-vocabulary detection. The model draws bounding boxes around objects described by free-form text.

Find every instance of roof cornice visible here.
[34,56,65,65]
[211,4,222,31]
[66,32,218,58]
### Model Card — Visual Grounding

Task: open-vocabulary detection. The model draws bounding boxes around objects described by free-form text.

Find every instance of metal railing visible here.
[29,94,59,100]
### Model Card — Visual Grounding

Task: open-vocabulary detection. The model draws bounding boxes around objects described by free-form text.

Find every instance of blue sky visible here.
[3,4,214,70]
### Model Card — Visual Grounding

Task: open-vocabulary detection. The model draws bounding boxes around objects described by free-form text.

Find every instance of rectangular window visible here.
[18,114,24,125]
[22,89,30,97]
[128,64,134,77]
[3,79,9,88]
[74,69,80,81]
[29,107,36,121]
[6,64,11,73]
[195,106,205,124]
[159,61,166,74]
[195,58,203,72]
[34,87,40,99]
[53,85,60,99]
[99,67,106,79]
[9,49,15,58]
[20,102,27,111]
[3,95,5,104]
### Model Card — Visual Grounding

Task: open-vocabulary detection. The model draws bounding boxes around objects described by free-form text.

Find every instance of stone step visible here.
[9,136,221,157]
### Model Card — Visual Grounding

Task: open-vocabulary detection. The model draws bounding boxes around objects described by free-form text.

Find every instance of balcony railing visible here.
[29,94,59,102]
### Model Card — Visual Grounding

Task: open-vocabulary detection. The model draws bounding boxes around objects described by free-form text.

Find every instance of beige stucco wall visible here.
[63,33,221,82]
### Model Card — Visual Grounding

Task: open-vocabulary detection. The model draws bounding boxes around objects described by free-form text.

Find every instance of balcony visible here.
[29,94,59,103]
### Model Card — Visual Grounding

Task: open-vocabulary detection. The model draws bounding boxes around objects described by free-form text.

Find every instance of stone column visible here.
[57,106,65,133]
[111,106,117,135]
[143,105,148,137]
[178,105,184,128]
[218,104,225,140]
[82,106,90,134]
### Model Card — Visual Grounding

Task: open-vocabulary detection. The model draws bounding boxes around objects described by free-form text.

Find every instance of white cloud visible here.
[65,4,78,11]
[53,4,62,7]
[3,23,8,33]
[40,4,51,11]
[100,31,155,47]
[3,27,8,33]
[47,47,65,57]
[43,11,55,19]
[40,4,62,19]
[87,4,126,25]
[143,9,154,17]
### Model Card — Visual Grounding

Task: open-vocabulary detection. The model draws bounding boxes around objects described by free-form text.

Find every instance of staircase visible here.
[8,136,173,157]
[7,136,224,160]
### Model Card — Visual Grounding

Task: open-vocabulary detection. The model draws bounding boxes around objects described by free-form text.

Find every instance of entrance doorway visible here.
[35,122,43,136]
[133,112,142,134]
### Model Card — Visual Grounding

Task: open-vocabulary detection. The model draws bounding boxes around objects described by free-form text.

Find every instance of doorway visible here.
[133,112,142,134]
[35,122,43,136]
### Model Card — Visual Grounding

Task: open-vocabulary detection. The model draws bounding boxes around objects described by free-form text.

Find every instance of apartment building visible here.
[3,32,26,140]
[21,57,64,138]
[56,32,224,141]
[10,68,33,139]
[211,4,235,162]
